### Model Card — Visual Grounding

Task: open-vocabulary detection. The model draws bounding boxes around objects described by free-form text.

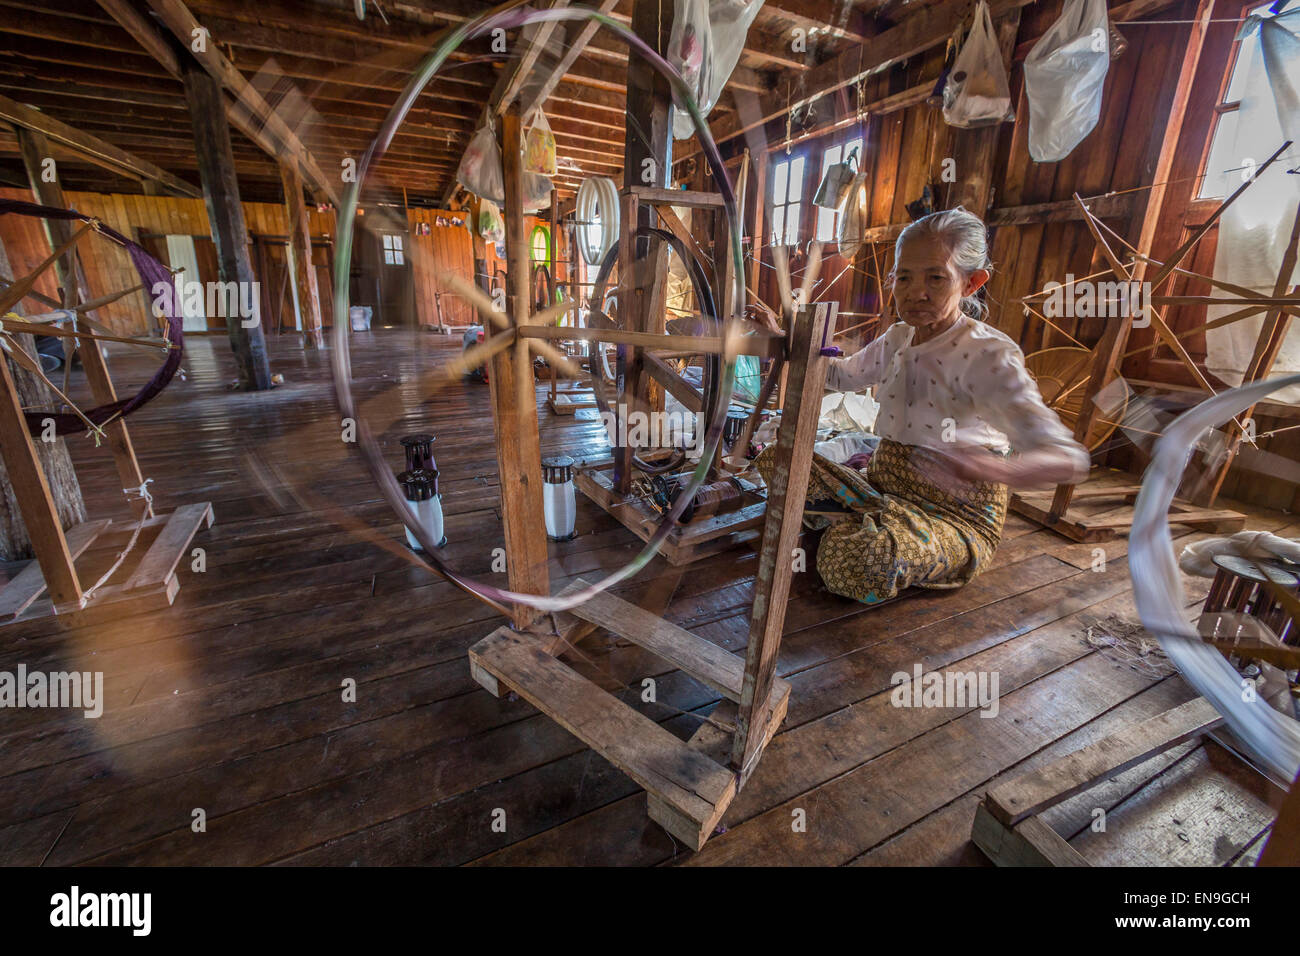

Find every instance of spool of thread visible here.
[723,409,748,448]
[673,476,745,523]
[400,434,438,487]
[541,455,577,541]
[397,468,447,550]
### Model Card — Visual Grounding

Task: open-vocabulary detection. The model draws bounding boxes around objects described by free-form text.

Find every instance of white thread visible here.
[79,478,155,608]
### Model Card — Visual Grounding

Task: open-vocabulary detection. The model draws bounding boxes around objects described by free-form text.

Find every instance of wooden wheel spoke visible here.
[0,333,100,434]
[429,329,518,395]
[0,220,95,316]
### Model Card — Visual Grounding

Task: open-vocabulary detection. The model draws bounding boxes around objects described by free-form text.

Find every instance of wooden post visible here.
[181,56,273,391]
[749,148,768,301]
[613,0,673,494]
[490,104,549,628]
[16,126,148,517]
[732,303,831,773]
[0,234,86,559]
[0,354,81,607]
[280,161,324,350]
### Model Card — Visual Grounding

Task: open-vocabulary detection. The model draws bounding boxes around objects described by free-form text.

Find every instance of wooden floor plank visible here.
[2,332,1282,867]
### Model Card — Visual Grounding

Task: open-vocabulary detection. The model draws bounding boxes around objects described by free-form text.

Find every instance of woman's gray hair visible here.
[893,206,994,319]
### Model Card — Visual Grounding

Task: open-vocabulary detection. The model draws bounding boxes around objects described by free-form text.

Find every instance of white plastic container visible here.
[541,455,577,541]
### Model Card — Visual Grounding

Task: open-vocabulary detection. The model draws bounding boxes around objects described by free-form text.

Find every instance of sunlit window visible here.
[1198,0,1300,199]
[770,155,806,247]
[382,233,405,266]
[815,138,863,242]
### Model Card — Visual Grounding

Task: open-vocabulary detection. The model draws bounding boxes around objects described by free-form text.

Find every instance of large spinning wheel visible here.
[584,225,724,474]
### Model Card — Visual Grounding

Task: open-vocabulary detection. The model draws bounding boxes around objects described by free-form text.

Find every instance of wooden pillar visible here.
[0,234,86,560]
[733,303,832,773]
[489,104,549,627]
[749,148,768,301]
[181,57,273,391]
[614,0,673,493]
[16,126,148,516]
[280,161,324,349]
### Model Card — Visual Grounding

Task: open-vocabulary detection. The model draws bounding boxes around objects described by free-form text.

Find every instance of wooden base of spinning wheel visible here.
[469,578,790,850]
[1010,482,1245,543]
[574,459,767,565]
[0,503,214,626]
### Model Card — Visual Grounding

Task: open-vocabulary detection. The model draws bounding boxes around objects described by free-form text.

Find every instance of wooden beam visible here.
[128,0,339,204]
[280,161,324,350]
[0,94,199,198]
[489,104,549,627]
[181,57,273,391]
[518,0,622,118]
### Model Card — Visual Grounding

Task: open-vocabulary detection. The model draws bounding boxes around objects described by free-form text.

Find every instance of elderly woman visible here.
[760,207,1090,605]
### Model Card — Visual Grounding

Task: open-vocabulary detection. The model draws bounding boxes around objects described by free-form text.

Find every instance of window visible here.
[1198,0,1299,199]
[815,138,863,242]
[531,225,551,263]
[770,154,806,247]
[382,233,405,266]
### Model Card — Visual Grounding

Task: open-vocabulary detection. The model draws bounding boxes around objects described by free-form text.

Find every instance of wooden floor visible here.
[0,329,1287,866]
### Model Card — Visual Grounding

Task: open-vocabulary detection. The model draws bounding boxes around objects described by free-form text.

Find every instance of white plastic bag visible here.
[477,199,504,246]
[455,122,505,201]
[942,1,1014,128]
[669,0,765,140]
[1024,0,1110,162]
[522,173,552,213]
[523,107,557,176]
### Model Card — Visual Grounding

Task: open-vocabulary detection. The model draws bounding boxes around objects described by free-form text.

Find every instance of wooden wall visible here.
[737,0,1290,509]
[406,207,476,328]
[0,187,335,336]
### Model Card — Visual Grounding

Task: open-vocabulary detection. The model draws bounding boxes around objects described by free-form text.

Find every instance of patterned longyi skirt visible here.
[756,438,1008,605]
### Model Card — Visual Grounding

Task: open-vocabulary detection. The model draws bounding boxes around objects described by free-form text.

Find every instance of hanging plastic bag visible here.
[669,0,765,140]
[456,122,505,201]
[836,167,870,260]
[523,108,557,176]
[522,173,552,213]
[942,1,1014,129]
[477,199,504,246]
[1024,0,1110,162]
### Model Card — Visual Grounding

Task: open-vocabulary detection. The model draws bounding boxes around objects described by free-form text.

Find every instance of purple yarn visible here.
[0,198,184,436]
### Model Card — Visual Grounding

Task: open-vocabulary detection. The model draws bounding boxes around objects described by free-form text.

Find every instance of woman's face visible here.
[891,234,989,333]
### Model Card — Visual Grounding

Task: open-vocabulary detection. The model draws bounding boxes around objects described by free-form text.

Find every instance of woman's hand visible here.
[919,445,1087,491]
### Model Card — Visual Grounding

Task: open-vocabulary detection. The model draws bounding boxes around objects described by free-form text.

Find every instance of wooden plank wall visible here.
[0,187,336,336]
[406,207,476,328]
[749,0,1292,509]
